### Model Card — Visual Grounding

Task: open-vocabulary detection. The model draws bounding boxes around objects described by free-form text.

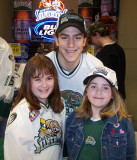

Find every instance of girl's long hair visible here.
[76,80,131,121]
[12,55,64,113]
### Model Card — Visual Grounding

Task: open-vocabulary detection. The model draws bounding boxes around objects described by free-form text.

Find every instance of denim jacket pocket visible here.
[109,133,127,159]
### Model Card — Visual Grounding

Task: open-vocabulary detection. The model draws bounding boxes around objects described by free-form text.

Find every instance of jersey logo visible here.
[7,113,17,126]
[34,119,62,154]
[61,90,82,116]
[29,108,40,122]
[4,75,14,86]
[85,136,96,146]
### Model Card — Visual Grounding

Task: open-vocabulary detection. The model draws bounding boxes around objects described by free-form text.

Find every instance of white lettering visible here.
[35,9,68,21]
[14,1,32,9]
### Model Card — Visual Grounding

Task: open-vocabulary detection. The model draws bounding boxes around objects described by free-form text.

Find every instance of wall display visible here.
[13,0,32,63]
[13,0,32,10]
[101,0,119,24]
[31,0,68,42]
[10,43,30,63]
[14,10,32,43]
[78,0,119,54]
[78,0,101,30]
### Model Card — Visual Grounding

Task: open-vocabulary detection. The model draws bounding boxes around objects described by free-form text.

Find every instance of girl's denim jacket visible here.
[66,112,136,160]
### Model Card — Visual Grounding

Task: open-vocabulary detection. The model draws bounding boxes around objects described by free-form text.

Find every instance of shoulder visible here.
[82,52,103,67]
[46,51,56,59]
[121,117,135,130]
[6,98,30,130]
[66,112,76,126]
[66,112,84,128]
[108,115,135,131]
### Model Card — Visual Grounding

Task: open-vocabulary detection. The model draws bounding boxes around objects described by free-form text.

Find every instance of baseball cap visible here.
[56,12,86,33]
[83,66,118,89]
[88,22,107,36]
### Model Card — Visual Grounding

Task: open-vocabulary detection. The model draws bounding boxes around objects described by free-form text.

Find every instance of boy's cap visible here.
[88,22,107,35]
[83,66,118,89]
[56,13,86,33]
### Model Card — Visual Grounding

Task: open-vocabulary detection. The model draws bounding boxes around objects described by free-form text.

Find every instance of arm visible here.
[4,114,34,160]
[126,119,136,160]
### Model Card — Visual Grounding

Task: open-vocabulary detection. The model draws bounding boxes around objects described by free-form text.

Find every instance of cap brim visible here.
[56,23,85,33]
[83,75,115,88]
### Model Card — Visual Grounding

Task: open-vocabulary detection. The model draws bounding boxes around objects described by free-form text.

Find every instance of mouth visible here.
[66,49,77,54]
[39,89,48,93]
[94,97,104,100]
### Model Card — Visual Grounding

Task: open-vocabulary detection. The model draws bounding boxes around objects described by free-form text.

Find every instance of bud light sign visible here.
[34,20,57,41]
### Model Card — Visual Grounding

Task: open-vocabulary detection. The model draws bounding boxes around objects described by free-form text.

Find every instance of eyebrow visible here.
[60,33,83,36]
[90,82,110,86]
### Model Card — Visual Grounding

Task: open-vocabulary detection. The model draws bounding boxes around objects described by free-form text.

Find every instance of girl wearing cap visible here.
[66,66,136,160]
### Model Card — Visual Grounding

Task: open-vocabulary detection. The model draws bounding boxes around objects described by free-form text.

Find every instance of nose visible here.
[42,80,47,87]
[96,87,102,94]
[68,37,75,47]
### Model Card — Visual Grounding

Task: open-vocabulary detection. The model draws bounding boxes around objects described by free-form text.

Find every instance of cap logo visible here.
[93,68,108,76]
[61,17,68,24]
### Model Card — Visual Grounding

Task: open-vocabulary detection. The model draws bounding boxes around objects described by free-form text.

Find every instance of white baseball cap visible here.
[83,66,118,89]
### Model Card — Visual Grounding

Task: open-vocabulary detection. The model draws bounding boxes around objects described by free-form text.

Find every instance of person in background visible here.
[46,12,103,118]
[0,37,15,160]
[66,66,136,160]
[4,55,65,160]
[88,22,126,99]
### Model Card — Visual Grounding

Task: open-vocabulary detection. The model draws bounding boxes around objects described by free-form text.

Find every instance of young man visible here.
[88,22,126,99]
[47,13,103,117]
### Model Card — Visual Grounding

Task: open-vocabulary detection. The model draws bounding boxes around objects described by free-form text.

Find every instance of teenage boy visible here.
[47,13,103,117]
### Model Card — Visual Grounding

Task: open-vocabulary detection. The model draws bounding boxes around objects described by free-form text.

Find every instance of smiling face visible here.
[87,77,112,113]
[31,72,54,104]
[55,26,86,71]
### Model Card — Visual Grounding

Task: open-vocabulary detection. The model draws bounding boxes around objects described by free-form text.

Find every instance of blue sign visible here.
[34,20,57,41]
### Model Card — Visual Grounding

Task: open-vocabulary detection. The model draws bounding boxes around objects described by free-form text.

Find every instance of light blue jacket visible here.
[66,112,136,160]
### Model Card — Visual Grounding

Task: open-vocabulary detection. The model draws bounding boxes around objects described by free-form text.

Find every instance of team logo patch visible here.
[8,55,14,61]
[85,136,96,146]
[61,90,82,116]
[34,119,62,154]
[7,113,17,126]
[4,75,14,86]
[29,108,40,122]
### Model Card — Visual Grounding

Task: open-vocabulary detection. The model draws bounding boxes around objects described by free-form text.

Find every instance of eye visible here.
[34,78,41,81]
[75,35,82,39]
[103,86,110,90]
[60,35,67,39]
[47,76,53,81]
[91,85,96,89]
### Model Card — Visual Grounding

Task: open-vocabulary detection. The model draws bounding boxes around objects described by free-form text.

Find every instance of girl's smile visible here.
[87,77,112,113]
[31,73,54,104]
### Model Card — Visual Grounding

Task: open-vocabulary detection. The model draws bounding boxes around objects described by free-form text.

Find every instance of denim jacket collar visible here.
[106,114,119,125]
[70,113,119,128]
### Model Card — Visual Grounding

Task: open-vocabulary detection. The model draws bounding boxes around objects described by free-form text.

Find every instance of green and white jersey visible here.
[47,51,103,117]
[4,98,66,160]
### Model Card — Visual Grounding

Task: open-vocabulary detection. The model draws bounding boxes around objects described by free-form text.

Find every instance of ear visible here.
[95,32,100,38]
[83,37,87,46]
